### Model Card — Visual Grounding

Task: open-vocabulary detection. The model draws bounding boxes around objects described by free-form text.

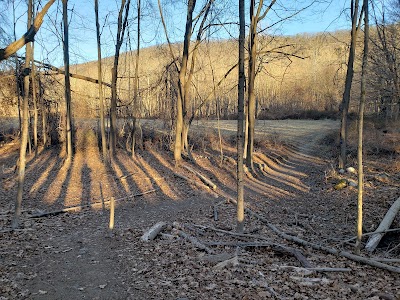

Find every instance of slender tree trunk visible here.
[339,0,361,169]
[94,0,108,162]
[110,0,130,160]
[12,0,21,133]
[42,100,47,147]
[246,0,257,171]
[62,0,73,161]
[12,0,33,229]
[132,0,140,158]
[237,0,245,233]
[355,0,369,254]
[32,42,38,155]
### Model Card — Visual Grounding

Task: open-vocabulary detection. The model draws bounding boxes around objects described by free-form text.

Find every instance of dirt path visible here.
[1,119,399,300]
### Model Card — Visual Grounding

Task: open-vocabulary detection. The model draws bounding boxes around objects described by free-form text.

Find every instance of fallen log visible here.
[224,197,400,274]
[173,222,214,254]
[183,165,217,190]
[279,266,352,273]
[365,196,400,252]
[29,189,157,218]
[173,172,208,190]
[141,221,167,241]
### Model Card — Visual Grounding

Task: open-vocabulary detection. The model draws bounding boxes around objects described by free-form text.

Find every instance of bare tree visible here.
[158,0,214,165]
[62,0,73,161]
[237,0,245,233]
[339,0,364,169]
[94,0,108,162]
[132,0,140,158]
[355,0,369,254]
[370,1,399,121]
[110,0,131,160]
[246,0,276,171]
[12,0,33,229]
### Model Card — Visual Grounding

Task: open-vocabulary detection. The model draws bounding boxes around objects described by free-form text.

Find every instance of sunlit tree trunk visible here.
[32,41,38,155]
[355,0,369,254]
[94,0,108,162]
[174,0,195,165]
[62,0,73,161]
[339,0,362,169]
[132,0,140,158]
[245,0,276,170]
[12,0,33,229]
[246,0,257,171]
[110,0,131,160]
[237,0,245,233]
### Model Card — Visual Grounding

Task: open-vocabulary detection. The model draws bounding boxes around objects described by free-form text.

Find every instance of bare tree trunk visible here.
[110,0,131,160]
[12,0,33,229]
[339,0,362,169]
[132,0,140,158]
[245,0,276,170]
[237,0,245,233]
[12,0,21,133]
[355,0,369,254]
[246,0,257,171]
[94,0,108,162]
[62,0,73,161]
[32,41,38,155]
[174,0,196,165]
[42,99,47,147]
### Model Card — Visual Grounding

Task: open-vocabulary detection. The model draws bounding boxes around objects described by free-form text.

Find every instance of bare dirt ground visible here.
[1,119,399,300]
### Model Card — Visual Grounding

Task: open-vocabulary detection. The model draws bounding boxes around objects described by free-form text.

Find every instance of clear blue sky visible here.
[6,0,351,66]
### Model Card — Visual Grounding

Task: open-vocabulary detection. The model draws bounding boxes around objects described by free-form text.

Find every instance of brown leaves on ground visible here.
[0,125,399,299]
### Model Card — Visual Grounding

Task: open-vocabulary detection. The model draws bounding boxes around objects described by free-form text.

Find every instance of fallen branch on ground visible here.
[365,196,400,252]
[141,221,168,241]
[279,266,352,273]
[224,197,400,274]
[172,222,214,254]
[183,165,217,190]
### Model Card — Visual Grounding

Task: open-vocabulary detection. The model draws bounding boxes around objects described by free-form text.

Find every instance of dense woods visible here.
[0,0,399,298]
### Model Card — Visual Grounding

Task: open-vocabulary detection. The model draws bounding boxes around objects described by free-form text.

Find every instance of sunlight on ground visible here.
[135,152,177,201]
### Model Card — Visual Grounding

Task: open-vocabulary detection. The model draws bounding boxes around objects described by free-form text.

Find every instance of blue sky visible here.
[5,0,351,66]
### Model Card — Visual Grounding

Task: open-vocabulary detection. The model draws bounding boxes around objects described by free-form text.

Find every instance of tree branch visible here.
[0,0,56,61]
